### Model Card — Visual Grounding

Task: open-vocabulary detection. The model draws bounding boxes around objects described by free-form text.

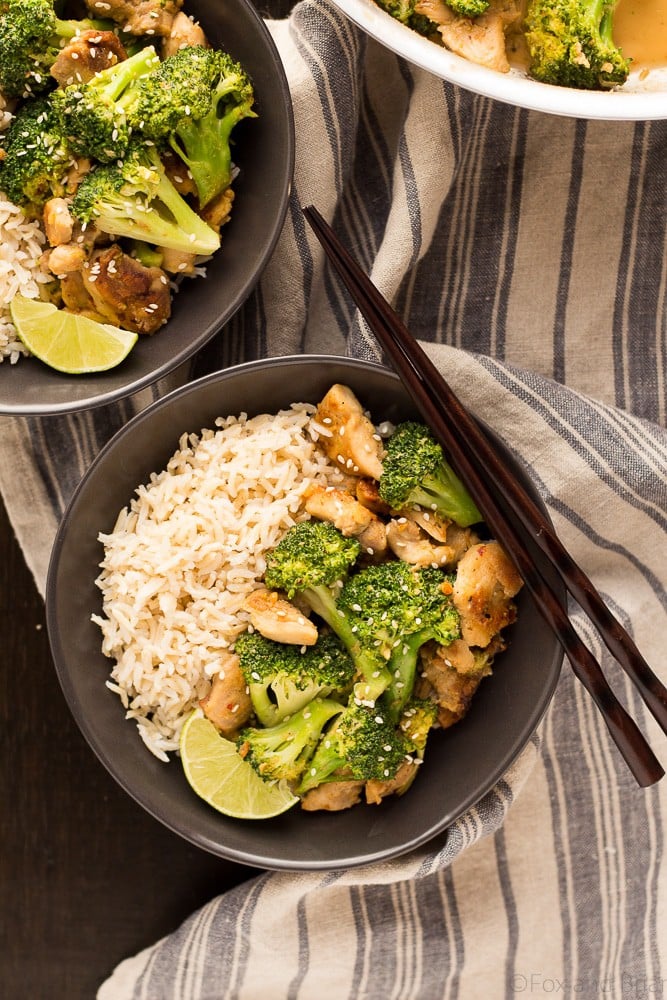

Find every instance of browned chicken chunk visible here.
[44,243,88,276]
[300,780,364,812]
[304,485,387,558]
[416,638,496,728]
[452,541,522,647]
[43,198,74,247]
[201,187,235,233]
[60,269,101,317]
[199,651,253,738]
[85,0,183,37]
[162,151,199,198]
[415,0,521,73]
[50,29,128,86]
[80,245,172,335]
[365,759,418,804]
[314,384,384,479]
[161,10,209,56]
[386,516,454,567]
[355,477,391,516]
[159,248,197,275]
[243,588,318,646]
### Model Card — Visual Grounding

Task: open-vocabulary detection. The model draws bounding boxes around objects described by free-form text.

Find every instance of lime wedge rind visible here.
[180,710,299,821]
[9,293,138,374]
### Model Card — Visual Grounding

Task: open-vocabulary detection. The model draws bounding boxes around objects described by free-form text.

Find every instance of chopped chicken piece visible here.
[43,198,74,247]
[386,516,454,567]
[365,759,418,804]
[445,522,480,563]
[416,637,500,728]
[201,187,235,233]
[50,29,128,86]
[45,243,88,276]
[160,248,197,275]
[406,508,451,543]
[80,245,171,335]
[243,588,318,646]
[162,151,198,198]
[161,10,209,56]
[60,269,102,317]
[355,477,391,516]
[300,780,365,811]
[85,0,183,36]
[314,384,384,479]
[199,651,252,738]
[304,485,387,558]
[452,541,522,647]
[64,157,93,197]
[415,0,521,73]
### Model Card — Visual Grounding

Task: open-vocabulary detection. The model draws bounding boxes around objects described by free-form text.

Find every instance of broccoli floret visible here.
[524,0,630,90]
[0,0,111,98]
[237,697,344,785]
[0,96,71,210]
[235,630,355,727]
[297,699,411,795]
[130,46,256,207]
[447,0,490,14]
[264,521,392,704]
[51,45,160,163]
[378,421,482,527]
[71,137,220,254]
[338,561,460,718]
[264,521,362,601]
[373,0,443,32]
[398,698,439,756]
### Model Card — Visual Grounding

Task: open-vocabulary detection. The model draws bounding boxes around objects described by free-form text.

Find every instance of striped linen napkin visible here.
[1,1,666,996]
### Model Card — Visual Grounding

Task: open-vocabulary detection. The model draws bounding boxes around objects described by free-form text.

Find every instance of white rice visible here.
[93,404,345,761]
[0,97,52,363]
[0,196,51,363]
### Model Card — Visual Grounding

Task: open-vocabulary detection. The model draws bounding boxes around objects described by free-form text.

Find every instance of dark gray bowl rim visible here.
[0,1,294,417]
[46,355,564,870]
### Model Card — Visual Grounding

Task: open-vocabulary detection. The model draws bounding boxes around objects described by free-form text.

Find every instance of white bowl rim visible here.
[332,0,667,121]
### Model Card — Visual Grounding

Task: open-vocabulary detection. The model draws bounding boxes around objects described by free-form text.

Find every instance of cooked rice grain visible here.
[0,195,51,363]
[93,404,344,760]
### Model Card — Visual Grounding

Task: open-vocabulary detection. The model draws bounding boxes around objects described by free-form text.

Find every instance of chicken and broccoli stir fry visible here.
[199,385,523,813]
[374,0,635,90]
[0,0,255,344]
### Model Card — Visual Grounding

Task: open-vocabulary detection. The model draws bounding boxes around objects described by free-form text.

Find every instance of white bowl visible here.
[332,0,667,120]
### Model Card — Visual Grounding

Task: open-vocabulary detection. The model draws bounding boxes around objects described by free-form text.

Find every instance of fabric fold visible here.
[0,0,665,996]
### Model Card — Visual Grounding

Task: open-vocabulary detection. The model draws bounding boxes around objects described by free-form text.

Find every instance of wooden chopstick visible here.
[303,204,664,788]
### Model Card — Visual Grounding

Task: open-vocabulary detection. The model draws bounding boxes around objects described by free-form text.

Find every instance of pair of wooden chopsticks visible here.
[303,204,666,788]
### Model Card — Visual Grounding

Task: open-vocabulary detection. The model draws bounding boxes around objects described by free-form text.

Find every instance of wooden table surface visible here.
[0,3,292,996]
[0,493,258,997]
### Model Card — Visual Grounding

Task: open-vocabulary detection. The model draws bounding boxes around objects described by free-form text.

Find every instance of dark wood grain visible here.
[0,493,256,997]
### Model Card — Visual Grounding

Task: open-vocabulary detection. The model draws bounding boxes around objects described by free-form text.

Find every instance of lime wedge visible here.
[9,294,138,374]
[180,710,299,820]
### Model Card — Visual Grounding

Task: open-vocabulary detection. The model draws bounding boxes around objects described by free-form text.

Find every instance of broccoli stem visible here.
[54,16,112,38]
[95,45,160,105]
[303,585,392,704]
[384,631,426,721]
[409,469,482,528]
[170,102,246,208]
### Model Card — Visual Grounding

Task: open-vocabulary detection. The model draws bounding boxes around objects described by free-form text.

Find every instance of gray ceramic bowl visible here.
[0,0,294,416]
[46,356,563,871]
